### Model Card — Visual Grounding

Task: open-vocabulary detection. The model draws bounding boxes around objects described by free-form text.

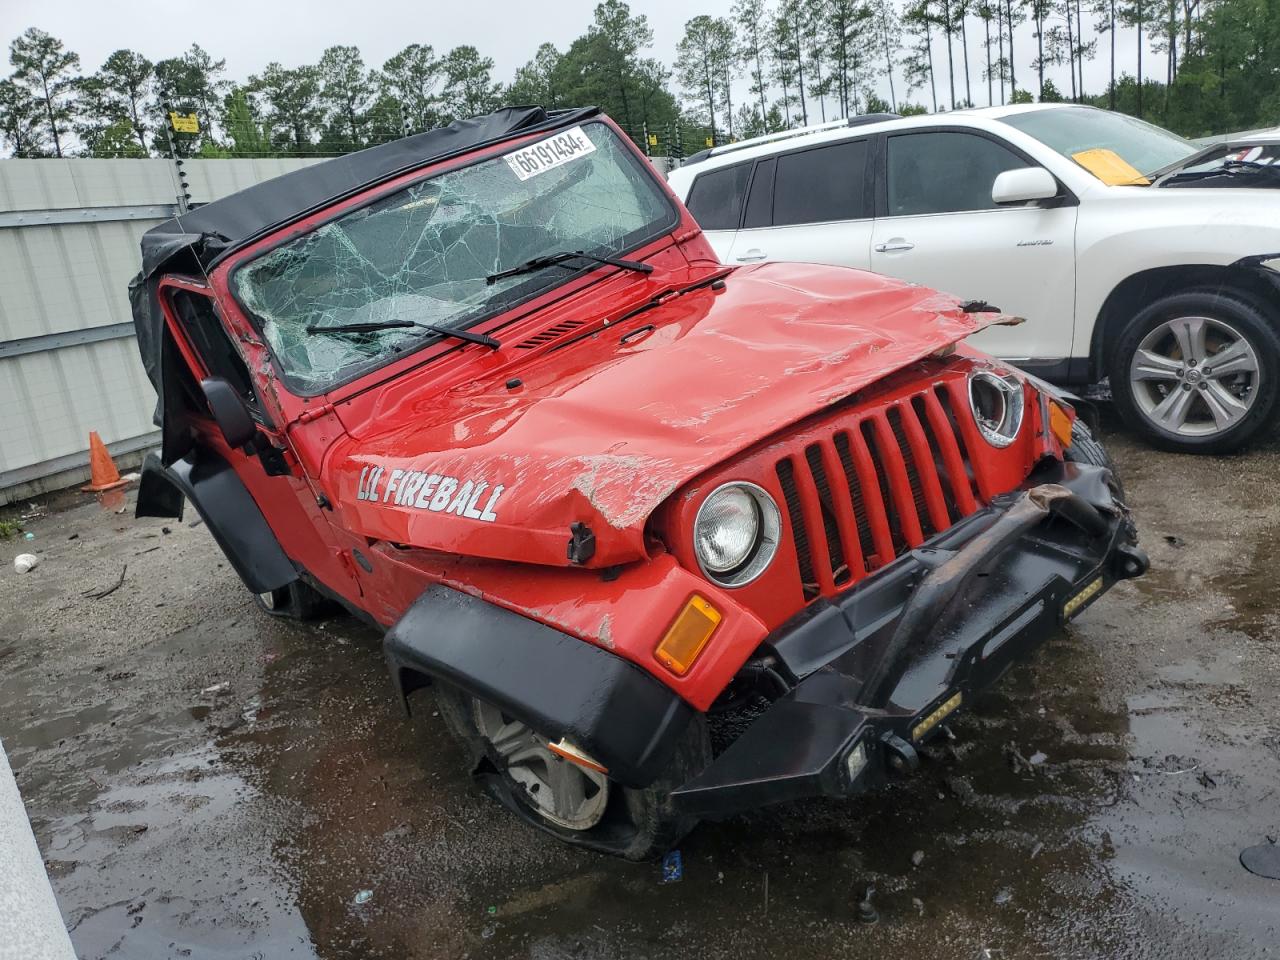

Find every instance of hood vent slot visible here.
[515,319,586,350]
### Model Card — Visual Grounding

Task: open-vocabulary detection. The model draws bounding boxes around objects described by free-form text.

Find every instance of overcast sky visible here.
[2,0,1160,115]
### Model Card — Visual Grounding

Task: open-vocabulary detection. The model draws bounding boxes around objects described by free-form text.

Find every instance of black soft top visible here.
[129,105,598,463]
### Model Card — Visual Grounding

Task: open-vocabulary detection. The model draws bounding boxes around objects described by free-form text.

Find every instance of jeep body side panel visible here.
[137,449,297,595]
[384,585,695,788]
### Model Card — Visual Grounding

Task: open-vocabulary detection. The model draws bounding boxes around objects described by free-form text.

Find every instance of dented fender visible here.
[365,548,770,712]
[384,584,697,787]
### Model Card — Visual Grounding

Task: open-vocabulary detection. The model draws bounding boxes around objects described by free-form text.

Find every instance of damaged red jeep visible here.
[130,106,1147,859]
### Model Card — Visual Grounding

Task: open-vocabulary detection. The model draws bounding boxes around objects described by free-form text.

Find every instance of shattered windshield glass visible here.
[232,122,675,393]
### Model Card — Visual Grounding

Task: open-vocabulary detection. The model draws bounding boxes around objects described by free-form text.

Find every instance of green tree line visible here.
[1,0,1276,161]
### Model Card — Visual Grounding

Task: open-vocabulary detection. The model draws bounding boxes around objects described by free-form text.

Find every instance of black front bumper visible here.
[671,461,1147,818]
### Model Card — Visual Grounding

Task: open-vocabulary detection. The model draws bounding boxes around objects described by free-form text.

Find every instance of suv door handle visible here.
[736,249,767,262]
[874,239,915,253]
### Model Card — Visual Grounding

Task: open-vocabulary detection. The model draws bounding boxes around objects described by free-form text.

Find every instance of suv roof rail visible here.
[679,113,902,167]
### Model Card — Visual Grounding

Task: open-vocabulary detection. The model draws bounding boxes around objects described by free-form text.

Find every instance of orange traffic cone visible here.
[81,432,130,492]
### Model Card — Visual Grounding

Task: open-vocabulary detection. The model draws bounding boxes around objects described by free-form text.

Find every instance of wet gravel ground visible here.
[2,416,1279,960]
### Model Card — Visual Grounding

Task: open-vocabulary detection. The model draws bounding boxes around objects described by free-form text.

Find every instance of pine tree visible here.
[380,44,442,134]
[95,50,153,154]
[0,77,46,155]
[9,27,79,157]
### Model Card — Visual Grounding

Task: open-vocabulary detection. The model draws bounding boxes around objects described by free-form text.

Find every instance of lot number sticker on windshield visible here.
[505,126,596,181]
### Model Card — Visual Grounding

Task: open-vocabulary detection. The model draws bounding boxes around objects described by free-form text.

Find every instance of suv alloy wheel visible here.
[1109,289,1280,453]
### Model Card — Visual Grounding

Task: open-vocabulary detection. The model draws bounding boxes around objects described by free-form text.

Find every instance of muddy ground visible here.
[2,417,1278,960]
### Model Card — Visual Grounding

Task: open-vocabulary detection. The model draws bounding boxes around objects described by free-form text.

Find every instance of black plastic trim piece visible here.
[135,449,297,595]
[672,462,1147,817]
[384,585,695,788]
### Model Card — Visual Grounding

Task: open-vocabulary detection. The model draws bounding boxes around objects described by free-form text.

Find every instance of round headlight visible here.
[693,482,781,587]
[968,371,1026,447]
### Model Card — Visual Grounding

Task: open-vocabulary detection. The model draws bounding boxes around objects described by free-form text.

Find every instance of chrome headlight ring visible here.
[968,370,1026,447]
[693,482,782,587]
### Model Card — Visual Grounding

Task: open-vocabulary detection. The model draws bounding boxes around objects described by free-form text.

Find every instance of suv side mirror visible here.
[200,377,256,448]
[992,167,1059,205]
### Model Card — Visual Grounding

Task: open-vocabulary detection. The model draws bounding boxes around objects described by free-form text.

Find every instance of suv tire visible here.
[253,580,334,620]
[1063,418,1120,488]
[435,682,709,860]
[1109,289,1280,454]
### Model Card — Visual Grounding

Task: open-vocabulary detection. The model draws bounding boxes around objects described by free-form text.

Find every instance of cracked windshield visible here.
[232,122,672,392]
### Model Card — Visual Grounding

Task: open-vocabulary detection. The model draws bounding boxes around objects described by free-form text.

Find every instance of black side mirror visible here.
[200,377,256,448]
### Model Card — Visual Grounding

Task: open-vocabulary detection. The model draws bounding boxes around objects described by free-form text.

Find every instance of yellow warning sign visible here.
[169,112,200,134]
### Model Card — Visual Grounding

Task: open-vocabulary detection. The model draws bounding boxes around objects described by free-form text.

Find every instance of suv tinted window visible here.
[774,140,868,226]
[887,131,1029,216]
[685,162,752,230]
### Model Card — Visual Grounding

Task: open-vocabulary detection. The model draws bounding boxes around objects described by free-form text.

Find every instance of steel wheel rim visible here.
[472,701,608,831]
[1129,314,1261,438]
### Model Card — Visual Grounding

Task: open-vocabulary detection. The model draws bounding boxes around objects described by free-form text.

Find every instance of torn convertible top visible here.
[128,105,599,461]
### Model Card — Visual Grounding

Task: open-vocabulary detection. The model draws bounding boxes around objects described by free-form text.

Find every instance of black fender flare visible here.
[135,449,297,595]
[384,585,695,788]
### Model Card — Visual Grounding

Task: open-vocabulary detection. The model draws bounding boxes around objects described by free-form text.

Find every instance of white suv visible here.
[667,105,1280,454]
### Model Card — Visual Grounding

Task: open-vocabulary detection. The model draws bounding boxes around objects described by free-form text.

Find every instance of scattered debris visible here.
[911,850,925,867]
[188,518,204,528]
[1197,771,1217,789]
[201,681,230,696]
[162,526,172,535]
[13,553,39,574]
[84,564,127,599]
[661,849,683,883]
[353,889,373,905]
[487,906,496,915]
[1240,841,1280,880]
[1004,742,1035,775]
[912,897,924,916]
[993,887,1013,905]
[1163,534,1186,548]
[856,886,878,924]
[23,531,34,541]
[1029,751,1048,766]
[1030,841,1045,859]
[67,533,79,541]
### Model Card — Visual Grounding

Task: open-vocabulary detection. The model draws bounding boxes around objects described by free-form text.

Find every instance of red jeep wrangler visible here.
[130,106,1146,859]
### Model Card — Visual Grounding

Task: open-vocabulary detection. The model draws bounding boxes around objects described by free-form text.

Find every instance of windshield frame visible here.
[222,118,681,398]
[996,105,1199,182]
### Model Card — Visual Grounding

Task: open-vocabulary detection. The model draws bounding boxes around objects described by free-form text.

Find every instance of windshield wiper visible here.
[1155,158,1280,186]
[305,320,500,349]
[485,250,654,285]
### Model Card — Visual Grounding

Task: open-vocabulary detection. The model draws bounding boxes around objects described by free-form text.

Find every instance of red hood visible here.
[328,262,1004,567]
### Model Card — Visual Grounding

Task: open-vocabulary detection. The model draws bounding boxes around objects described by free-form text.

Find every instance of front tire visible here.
[1109,289,1280,454]
[253,580,334,620]
[435,683,709,860]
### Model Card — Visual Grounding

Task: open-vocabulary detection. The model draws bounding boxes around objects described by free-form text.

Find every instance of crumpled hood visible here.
[329,262,1002,567]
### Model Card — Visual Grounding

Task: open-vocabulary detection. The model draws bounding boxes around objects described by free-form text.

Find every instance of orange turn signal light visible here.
[655,595,722,676]
[1049,400,1074,449]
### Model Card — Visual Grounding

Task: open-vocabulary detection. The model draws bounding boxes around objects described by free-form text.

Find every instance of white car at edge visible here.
[667,104,1280,454]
